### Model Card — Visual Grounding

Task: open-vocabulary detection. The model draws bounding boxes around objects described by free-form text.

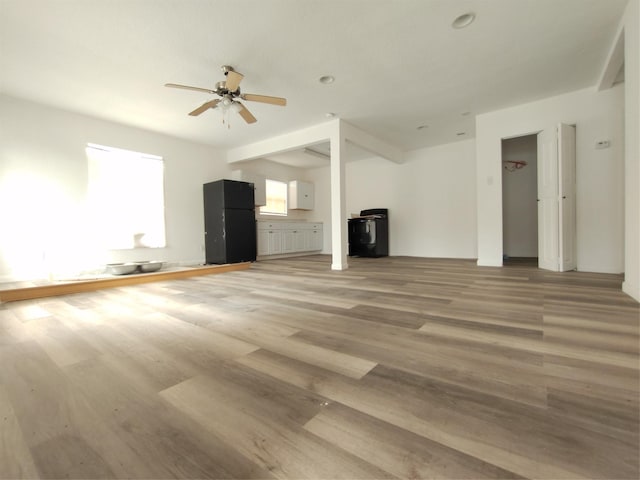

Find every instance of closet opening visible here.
[502,134,538,266]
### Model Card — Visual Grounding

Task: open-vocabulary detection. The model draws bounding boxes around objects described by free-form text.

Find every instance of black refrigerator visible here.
[203,179,257,264]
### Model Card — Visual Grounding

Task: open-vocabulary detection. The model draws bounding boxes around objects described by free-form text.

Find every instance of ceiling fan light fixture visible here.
[166,65,285,126]
[452,12,475,29]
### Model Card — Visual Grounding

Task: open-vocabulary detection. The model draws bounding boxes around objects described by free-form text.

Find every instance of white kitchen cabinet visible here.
[268,230,283,254]
[257,221,322,256]
[292,226,306,251]
[257,222,284,255]
[257,230,270,256]
[305,226,323,251]
[231,170,266,206]
[260,229,283,255]
[282,229,295,253]
[288,180,314,210]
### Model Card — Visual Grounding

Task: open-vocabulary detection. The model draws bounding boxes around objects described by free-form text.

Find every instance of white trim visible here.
[86,143,162,161]
[597,16,625,92]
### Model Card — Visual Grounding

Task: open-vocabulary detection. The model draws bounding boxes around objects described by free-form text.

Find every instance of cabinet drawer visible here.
[257,221,283,230]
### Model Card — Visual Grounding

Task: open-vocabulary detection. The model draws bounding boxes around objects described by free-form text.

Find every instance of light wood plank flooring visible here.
[0,255,638,479]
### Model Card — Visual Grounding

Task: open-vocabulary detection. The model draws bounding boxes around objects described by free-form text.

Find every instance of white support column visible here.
[330,121,348,270]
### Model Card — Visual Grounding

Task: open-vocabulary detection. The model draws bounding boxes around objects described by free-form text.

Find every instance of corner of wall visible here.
[623,0,640,302]
[622,280,640,302]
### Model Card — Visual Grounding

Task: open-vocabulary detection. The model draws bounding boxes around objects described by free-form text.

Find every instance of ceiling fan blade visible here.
[189,99,220,116]
[237,103,257,124]
[165,83,216,94]
[241,93,287,106]
[225,71,244,92]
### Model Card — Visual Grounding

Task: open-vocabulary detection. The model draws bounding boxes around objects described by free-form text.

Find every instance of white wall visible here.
[476,84,625,274]
[309,139,477,258]
[623,0,640,301]
[0,94,227,282]
[391,140,477,258]
[502,135,538,257]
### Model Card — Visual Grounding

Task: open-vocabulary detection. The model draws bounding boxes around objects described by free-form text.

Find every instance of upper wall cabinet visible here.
[231,170,266,206]
[289,180,314,210]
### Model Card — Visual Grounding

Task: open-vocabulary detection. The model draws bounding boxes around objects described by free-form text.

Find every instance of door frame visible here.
[500,123,577,272]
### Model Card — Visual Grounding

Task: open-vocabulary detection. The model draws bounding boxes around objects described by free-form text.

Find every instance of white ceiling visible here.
[0,0,627,155]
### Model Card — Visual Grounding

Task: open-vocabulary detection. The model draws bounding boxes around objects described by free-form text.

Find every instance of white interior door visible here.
[558,124,577,271]
[536,124,577,272]
[537,129,559,271]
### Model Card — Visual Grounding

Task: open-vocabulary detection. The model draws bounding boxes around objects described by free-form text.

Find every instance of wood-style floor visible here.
[0,255,638,479]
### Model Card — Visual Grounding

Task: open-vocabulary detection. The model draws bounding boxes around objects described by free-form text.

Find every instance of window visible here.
[86,144,166,249]
[259,179,287,216]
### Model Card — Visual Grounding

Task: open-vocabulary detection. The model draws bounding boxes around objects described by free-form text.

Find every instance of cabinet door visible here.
[305,229,322,251]
[282,230,296,253]
[293,229,306,252]
[253,178,266,207]
[257,229,269,256]
[269,230,283,255]
[289,181,314,210]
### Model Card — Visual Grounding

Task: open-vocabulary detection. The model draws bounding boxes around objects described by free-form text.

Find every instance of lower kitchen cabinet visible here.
[257,228,283,256]
[305,228,323,251]
[257,221,323,257]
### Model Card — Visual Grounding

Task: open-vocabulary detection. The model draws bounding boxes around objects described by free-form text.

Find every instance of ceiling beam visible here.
[226,119,403,164]
[226,121,337,164]
[340,121,404,164]
[597,21,625,91]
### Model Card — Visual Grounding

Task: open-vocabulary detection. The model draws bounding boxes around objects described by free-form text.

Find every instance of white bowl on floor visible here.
[106,263,138,275]
[137,261,163,273]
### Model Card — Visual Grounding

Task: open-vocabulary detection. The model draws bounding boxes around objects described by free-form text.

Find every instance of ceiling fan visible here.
[165,65,286,125]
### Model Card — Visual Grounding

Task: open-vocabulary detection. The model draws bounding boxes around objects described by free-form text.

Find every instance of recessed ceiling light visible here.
[416,125,428,130]
[461,111,471,116]
[452,12,475,29]
[456,132,466,136]
[319,75,335,84]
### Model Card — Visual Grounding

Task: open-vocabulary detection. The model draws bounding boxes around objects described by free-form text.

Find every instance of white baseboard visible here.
[256,251,323,261]
[476,258,502,267]
[172,258,206,268]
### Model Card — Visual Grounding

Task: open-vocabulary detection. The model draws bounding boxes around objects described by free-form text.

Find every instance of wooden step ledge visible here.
[0,262,251,303]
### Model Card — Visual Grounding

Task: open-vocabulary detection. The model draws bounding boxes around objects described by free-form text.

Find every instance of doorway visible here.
[502,134,538,265]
